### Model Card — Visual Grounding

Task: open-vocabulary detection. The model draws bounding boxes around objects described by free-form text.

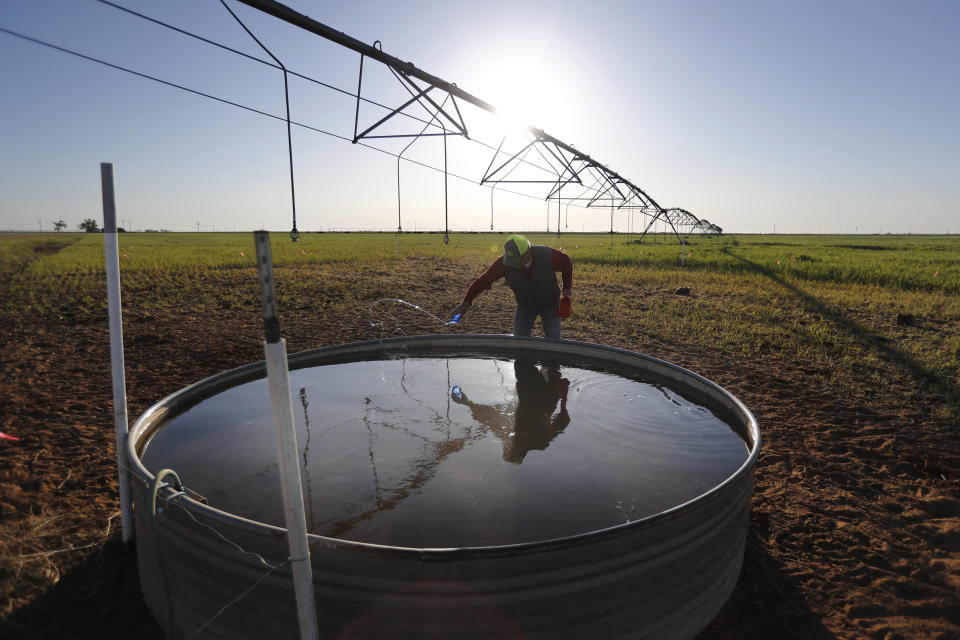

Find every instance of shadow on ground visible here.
[721,248,959,475]
[698,531,834,640]
[1,540,162,640]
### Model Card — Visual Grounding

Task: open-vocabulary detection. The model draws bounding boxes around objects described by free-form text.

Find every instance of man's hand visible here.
[450,300,470,321]
[558,291,572,319]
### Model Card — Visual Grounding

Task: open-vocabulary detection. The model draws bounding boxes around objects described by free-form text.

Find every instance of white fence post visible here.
[101,162,133,543]
[254,231,320,640]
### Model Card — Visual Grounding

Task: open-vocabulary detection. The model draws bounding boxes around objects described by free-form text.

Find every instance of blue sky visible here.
[1,0,957,233]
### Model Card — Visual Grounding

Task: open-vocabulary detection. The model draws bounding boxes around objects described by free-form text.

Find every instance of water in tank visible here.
[140,353,749,548]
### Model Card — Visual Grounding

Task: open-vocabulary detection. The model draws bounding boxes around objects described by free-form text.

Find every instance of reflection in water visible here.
[317,359,489,539]
[299,387,316,530]
[453,360,570,464]
[298,358,574,537]
[144,355,749,547]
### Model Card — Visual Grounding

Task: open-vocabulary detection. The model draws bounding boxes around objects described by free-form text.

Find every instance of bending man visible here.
[450,234,572,339]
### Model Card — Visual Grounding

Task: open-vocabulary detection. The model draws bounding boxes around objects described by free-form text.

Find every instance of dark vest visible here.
[504,245,561,312]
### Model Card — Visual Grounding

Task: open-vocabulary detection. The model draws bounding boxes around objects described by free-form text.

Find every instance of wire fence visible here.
[124,463,294,639]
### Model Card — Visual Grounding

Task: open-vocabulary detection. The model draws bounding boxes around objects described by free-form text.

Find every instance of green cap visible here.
[503,234,530,267]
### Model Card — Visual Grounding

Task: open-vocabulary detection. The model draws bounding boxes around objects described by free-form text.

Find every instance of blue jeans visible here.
[514,306,561,339]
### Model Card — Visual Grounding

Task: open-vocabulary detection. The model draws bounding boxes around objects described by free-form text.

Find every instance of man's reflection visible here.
[452,359,570,463]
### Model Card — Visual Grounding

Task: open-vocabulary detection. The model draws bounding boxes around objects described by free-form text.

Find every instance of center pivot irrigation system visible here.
[234,0,722,243]
[3,0,724,240]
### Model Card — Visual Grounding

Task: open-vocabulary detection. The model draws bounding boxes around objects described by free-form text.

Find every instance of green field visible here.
[4,231,958,282]
[3,231,959,415]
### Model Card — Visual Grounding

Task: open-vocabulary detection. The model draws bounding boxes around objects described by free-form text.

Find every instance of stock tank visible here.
[127,335,760,639]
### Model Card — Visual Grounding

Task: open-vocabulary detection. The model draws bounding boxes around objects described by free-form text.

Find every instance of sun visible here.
[472,54,571,136]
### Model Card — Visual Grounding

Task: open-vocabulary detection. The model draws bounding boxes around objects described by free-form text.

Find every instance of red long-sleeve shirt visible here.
[463,248,572,305]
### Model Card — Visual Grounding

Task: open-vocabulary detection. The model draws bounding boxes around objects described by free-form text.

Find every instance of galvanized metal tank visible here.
[128,335,760,639]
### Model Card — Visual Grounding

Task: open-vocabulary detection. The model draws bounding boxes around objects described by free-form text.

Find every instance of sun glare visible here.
[477,55,569,136]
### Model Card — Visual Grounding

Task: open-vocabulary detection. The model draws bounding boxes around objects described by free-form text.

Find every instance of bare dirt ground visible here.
[1,259,958,639]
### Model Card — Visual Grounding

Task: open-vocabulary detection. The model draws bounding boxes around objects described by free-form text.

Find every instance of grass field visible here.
[2,230,959,638]
[5,230,959,412]
[5,231,959,291]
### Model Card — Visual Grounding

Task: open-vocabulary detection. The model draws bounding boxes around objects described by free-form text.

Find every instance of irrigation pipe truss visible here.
[0,26,560,231]
[0,28,543,209]
[233,0,722,241]
[2,0,723,241]
[69,3,566,182]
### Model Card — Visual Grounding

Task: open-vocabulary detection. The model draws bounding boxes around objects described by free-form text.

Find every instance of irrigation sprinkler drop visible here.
[443,129,449,244]
[490,186,494,231]
[221,0,300,243]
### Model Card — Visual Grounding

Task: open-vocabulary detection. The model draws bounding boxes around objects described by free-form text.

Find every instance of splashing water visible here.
[368,298,446,327]
[367,298,461,335]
